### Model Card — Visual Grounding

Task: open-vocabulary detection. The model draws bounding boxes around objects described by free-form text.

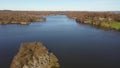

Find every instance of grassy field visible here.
[83,20,120,31]
[110,22,120,30]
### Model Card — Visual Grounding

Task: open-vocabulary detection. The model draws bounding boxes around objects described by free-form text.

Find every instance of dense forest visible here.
[0,11,46,24]
[0,11,120,31]
[66,11,120,31]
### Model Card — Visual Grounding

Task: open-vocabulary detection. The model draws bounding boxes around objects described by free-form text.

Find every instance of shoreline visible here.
[0,11,120,31]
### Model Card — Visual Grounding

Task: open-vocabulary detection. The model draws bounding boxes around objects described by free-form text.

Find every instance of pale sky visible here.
[0,0,119,11]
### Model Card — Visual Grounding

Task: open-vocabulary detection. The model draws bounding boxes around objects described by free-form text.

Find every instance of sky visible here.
[0,0,120,11]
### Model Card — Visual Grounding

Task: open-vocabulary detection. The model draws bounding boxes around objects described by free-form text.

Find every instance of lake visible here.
[0,15,120,68]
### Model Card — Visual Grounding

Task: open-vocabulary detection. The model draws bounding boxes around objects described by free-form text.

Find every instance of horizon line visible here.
[0,9,120,12]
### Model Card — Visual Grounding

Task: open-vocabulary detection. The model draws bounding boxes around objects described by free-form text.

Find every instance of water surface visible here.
[0,15,120,68]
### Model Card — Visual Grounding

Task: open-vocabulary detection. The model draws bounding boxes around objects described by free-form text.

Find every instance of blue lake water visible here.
[0,15,120,68]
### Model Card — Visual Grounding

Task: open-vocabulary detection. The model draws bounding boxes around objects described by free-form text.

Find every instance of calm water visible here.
[0,15,120,68]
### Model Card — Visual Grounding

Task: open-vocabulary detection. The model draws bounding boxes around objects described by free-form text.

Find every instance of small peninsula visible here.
[10,42,60,68]
[0,11,46,25]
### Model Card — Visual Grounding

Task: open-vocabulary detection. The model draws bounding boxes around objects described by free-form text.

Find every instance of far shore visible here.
[0,11,120,31]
